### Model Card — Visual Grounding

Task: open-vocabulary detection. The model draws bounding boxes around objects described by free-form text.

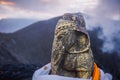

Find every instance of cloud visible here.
[0,0,15,6]
[0,0,99,19]
[0,0,119,20]
[84,0,120,53]
[0,4,54,20]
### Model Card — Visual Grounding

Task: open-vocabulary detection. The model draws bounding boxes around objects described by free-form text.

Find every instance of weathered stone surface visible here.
[51,13,94,78]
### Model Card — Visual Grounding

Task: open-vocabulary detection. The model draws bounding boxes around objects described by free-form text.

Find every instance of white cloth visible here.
[32,63,112,80]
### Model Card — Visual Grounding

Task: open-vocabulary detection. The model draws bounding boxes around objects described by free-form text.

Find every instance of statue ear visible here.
[77,31,90,52]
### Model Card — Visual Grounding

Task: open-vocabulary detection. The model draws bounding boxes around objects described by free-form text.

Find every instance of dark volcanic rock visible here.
[0,33,20,65]
[0,64,41,80]
[0,17,61,65]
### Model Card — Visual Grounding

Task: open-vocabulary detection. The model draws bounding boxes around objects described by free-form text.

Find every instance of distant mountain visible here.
[0,16,61,65]
[0,16,120,80]
[0,18,38,33]
[0,33,20,65]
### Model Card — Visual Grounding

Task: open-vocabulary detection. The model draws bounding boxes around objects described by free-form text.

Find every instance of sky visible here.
[0,0,119,20]
[0,0,99,19]
[0,0,120,52]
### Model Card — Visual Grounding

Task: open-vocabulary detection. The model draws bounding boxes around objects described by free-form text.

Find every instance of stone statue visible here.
[51,13,94,79]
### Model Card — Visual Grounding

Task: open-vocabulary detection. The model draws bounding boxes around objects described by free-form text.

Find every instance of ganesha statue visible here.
[51,13,94,79]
